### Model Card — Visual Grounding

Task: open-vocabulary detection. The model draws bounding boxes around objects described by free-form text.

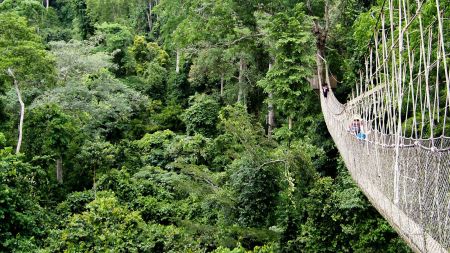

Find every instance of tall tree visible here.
[188,47,234,96]
[60,0,95,39]
[257,4,315,137]
[25,104,78,183]
[155,0,259,103]
[0,12,55,153]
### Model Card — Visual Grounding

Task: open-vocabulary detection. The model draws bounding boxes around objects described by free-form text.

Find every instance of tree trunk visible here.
[220,74,224,97]
[7,69,24,154]
[311,0,329,86]
[46,0,49,9]
[93,166,97,198]
[267,62,275,139]
[56,156,63,183]
[287,116,293,148]
[14,82,24,155]
[313,20,327,85]
[146,1,153,32]
[176,49,180,74]
[237,57,246,103]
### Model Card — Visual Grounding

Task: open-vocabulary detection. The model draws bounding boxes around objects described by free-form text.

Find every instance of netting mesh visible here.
[321,89,450,252]
[318,1,450,251]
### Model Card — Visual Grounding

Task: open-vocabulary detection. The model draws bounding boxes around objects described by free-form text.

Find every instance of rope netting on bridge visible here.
[319,0,450,252]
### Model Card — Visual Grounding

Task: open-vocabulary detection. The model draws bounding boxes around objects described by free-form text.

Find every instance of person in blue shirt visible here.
[348,116,366,140]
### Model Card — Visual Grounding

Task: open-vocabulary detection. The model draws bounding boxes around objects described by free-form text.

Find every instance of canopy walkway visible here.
[319,0,450,252]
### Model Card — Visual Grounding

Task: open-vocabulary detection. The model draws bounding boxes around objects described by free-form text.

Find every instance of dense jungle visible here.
[0,0,416,252]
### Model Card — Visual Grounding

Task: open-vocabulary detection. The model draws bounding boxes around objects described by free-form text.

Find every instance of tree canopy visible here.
[0,0,414,252]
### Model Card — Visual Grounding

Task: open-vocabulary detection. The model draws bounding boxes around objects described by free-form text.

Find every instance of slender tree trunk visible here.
[287,116,293,148]
[220,74,224,97]
[46,0,49,9]
[56,156,63,183]
[7,69,24,154]
[267,63,275,139]
[146,1,153,32]
[93,166,97,198]
[176,49,180,74]
[14,82,24,155]
[237,57,246,103]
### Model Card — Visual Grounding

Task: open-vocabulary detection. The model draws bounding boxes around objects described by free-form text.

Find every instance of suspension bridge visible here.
[320,0,450,252]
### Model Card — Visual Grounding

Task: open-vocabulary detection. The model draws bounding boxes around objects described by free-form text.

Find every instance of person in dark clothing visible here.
[322,83,329,97]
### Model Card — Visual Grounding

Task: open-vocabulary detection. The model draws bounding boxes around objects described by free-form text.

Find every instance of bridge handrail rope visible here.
[325,87,450,150]
[319,0,450,252]
[324,84,450,151]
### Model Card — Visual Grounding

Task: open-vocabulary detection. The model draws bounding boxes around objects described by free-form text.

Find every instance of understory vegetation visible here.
[0,0,413,252]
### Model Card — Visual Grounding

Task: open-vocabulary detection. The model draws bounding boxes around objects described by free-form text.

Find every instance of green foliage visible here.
[59,0,95,39]
[25,103,79,157]
[124,36,169,97]
[0,1,414,252]
[182,94,221,137]
[213,243,278,253]
[94,22,132,75]
[229,156,281,227]
[136,130,213,170]
[66,138,119,190]
[85,0,147,33]
[0,12,55,86]
[352,8,378,51]
[0,0,69,41]
[296,159,412,253]
[32,71,149,141]
[136,130,175,167]
[55,190,95,218]
[189,48,234,91]
[142,61,168,99]
[168,134,214,166]
[77,139,117,172]
[0,132,5,148]
[128,35,169,73]
[49,40,114,80]
[0,0,46,28]
[0,149,48,252]
[145,99,185,133]
[46,191,200,252]
[257,3,315,118]
[94,22,133,52]
[218,104,266,151]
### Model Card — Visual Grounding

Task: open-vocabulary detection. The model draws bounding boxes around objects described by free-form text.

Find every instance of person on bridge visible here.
[356,126,367,140]
[322,83,329,98]
[348,115,366,140]
[348,115,361,133]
